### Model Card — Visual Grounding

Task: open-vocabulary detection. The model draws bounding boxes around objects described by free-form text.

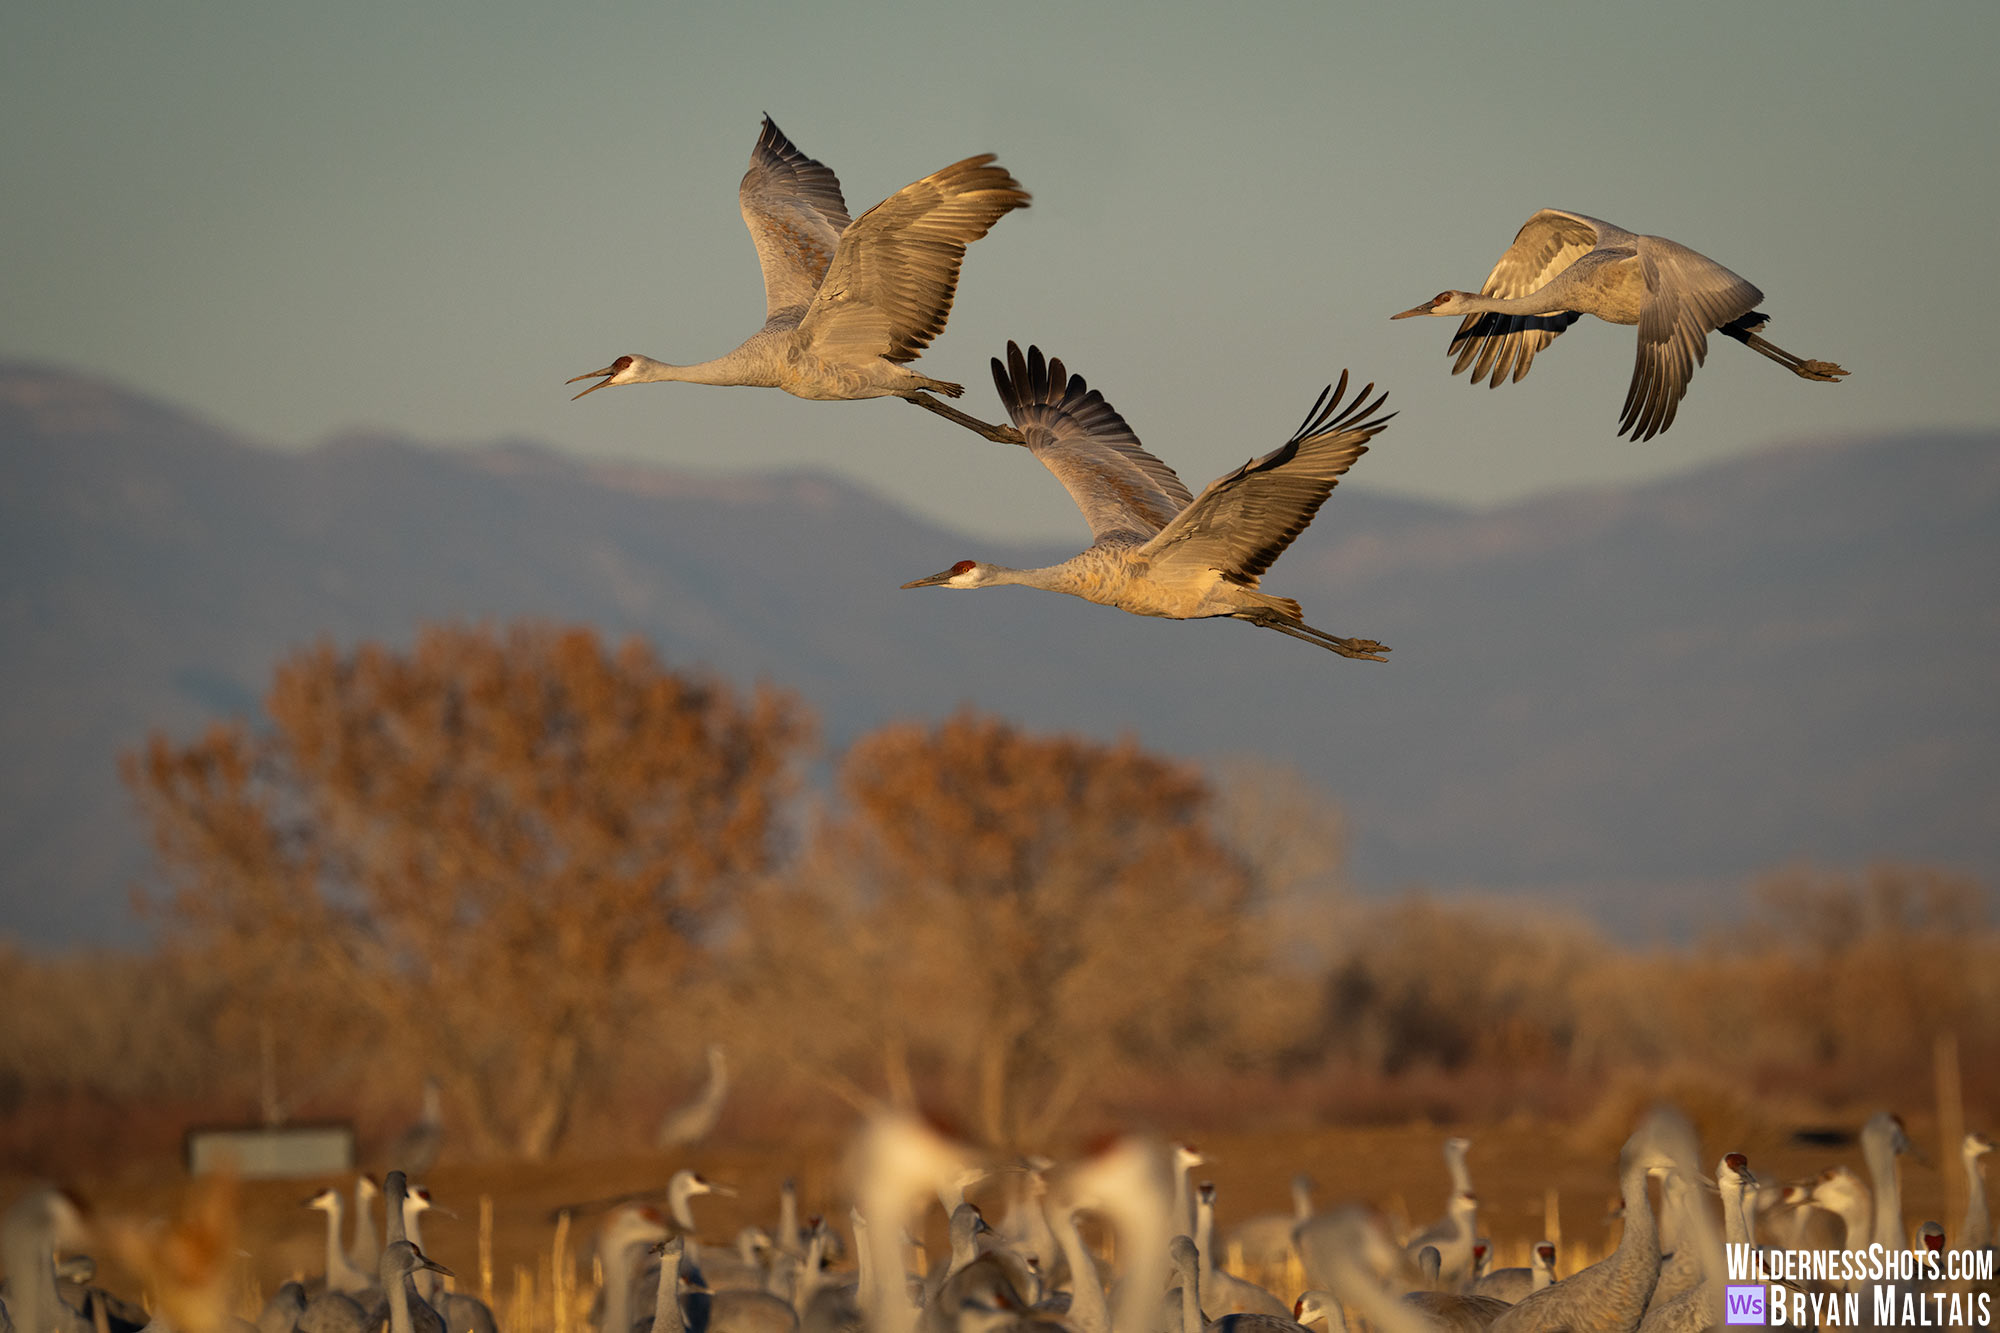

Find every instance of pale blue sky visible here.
[6,1,1996,541]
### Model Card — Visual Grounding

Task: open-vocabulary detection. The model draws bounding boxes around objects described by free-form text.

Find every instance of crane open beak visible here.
[567,366,620,399]
[1390,300,1438,320]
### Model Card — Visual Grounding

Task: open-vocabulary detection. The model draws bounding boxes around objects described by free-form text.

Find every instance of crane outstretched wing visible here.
[990,342,1192,542]
[799,157,1029,365]
[1619,236,1764,441]
[1142,374,1393,584]
[739,117,852,324]
[1447,208,1614,386]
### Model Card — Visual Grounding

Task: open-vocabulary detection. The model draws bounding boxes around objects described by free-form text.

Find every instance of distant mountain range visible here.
[3,362,1995,946]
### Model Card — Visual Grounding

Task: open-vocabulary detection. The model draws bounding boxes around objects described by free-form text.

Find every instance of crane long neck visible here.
[630,352,771,388]
[650,1250,686,1333]
[1965,1151,1991,1245]
[1612,1160,1662,1273]
[1863,1134,1905,1250]
[322,1200,346,1284]
[1050,1206,1109,1333]
[1176,1249,1204,1333]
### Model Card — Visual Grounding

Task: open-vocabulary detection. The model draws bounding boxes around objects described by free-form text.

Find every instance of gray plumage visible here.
[1393,209,1847,440]
[255,1284,307,1333]
[379,1243,451,1333]
[569,117,1028,442]
[1483,1109,1701,1333]
[656,1046,729,1150]
[901,343,1393,661]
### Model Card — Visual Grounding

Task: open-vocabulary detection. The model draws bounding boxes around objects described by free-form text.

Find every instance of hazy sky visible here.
[6,1,1997,542]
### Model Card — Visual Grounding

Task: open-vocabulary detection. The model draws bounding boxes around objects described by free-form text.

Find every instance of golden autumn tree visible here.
[741,711,1275,1148]
[125,623,811,1161]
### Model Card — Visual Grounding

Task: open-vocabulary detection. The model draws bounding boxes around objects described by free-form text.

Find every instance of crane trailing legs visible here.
[1392,208,1847,440]
[567,116,1029,447]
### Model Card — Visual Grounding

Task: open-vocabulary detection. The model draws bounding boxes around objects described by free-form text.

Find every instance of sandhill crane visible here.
[1471,1242,1555,1304]
[657,1046,730,1150]
[303,1188,374,1298]
[1962,1132,1994,1248]
[385,1078,443,1176]
[1171,1145,1208,1242]
[1043,1197,1110,1333]
[1646,1173,1701,1311]
[1224,1174,1315,1276]
[598,1206,673,1333]
[568,117,1029,444]
[900,344,1394,660]
[1479,1108,1701,1333]
[1634,1153,1752,1333]
[1391,209,1847,441]
[256,1283,307,1333]
[1289,1292,1346,1333]
[1054,1136,1175,1333]
[4,1187,94,1333]
[396,1186,497,1333]
[1859,1111,1916,1250]
[1168,1235,1312,1333]
[1293,1207,1503,1333]
[1807,1166,1873,1252]
[378,1243,449,1333]
[347,1178,380,1280]
[1193,1184,1290,1319]
[1405,1193,1477,1288]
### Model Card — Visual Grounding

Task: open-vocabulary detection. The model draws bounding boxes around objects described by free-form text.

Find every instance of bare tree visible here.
[740,711,1278,1147]
[125,623,811,1160]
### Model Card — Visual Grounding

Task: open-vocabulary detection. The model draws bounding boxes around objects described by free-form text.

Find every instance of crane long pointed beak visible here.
[1390,302,1436,320]
[901,570,955,589]
[567,366,620,399]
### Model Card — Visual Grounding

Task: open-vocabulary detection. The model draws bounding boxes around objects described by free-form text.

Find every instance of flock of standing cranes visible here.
[4,1105,1993,1333]
[566,117,1847,659]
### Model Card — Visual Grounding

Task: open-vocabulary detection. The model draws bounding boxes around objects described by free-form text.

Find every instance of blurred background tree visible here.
[124,623,810,1160]
[736,712,1286,1147]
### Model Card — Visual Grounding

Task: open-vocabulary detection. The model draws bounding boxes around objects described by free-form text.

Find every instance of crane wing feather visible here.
[1619,237,1764,441]
[1447,209,1619,386]
[738,117,852,324]
[990,343,1193,542]
[1141,374,1393,583]
[799,157,1029,365]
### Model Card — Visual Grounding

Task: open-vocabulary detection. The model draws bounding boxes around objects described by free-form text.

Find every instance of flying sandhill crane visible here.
[384,1077,443,1176]
[568,116,1029,443]
[1391,209,1847,441]
[900,343,1394,660]
[656,1045,730,1150]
